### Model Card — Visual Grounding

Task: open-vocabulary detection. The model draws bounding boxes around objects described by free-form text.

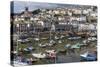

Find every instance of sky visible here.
[11,1,59,13]
[11,1,93,13]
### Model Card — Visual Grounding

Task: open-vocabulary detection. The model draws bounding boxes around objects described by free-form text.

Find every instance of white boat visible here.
[32,53,46,58]
[71,43,81,49]
[23,46,34,52]
[80,51,97,61]
[60,35,65,39]
[89,33,97,36]
[48,43,53,46]
[88,37,97,41]
[58,40,62,43]
[68,36,81,40]
[50,40,55,44]
[13,51,17,54]
[28,46,34,50]
[38,43,47,47]
[47,40,56,46]
[80,52,88,57]
[45,50,55,53]
[17,39,29,43]
[41,37,48,40]
[65,44,70,48]
[45,50,56,58]
[55,36,59,39]
[83,40,87,44]
[83,40,90,44]
[34,38,39,41]
[14,61,28,66]
[24,48,29,51]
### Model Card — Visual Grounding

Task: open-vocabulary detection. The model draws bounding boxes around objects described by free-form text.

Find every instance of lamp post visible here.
[16,24,19,55]
[27,23,30,33]
[68,22,72,32]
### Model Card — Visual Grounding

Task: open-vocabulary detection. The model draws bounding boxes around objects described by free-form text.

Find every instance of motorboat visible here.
[83,40,90,44]
[48,40,56,46]
[88,37,97,41]
[58,49,66,53]
[89,32,97,37]
[32,53,46,58]
[45,50,55,53]
[27,46,34,51]
[58,40,62,43]
[17,39,30,43]
[55,36,59,40]
[71,43,81,49]
[80,52,97,61]
[38,43,47,47]
[45,50,56,58]
[24,46,34,52]
[50,40,56,44]
[13,51,17,54]
[13,61,28,66]
[26,58,37,64]
[34,38,40,41]
[65,44,71,48]
[68,36,81,40]
[48,43,53,46]
[60,35,65,39]
[71,45,80,49]
[41,37,48,40]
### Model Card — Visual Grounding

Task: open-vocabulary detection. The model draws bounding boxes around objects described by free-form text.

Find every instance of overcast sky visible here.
[11,1,60,13]
[11,1,93,13]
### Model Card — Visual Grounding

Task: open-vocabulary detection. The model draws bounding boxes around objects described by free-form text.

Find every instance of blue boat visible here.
[80,52,97,61]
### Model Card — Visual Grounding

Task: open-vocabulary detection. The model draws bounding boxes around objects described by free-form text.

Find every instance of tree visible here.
[32,9,41,15]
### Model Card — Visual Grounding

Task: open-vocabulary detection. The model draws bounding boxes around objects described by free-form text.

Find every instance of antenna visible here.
[24,1,29,11]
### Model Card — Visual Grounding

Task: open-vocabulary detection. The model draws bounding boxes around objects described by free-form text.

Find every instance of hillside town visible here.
[11,4,97,66]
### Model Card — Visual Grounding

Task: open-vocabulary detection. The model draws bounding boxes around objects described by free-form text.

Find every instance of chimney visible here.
[25,7,28,11]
